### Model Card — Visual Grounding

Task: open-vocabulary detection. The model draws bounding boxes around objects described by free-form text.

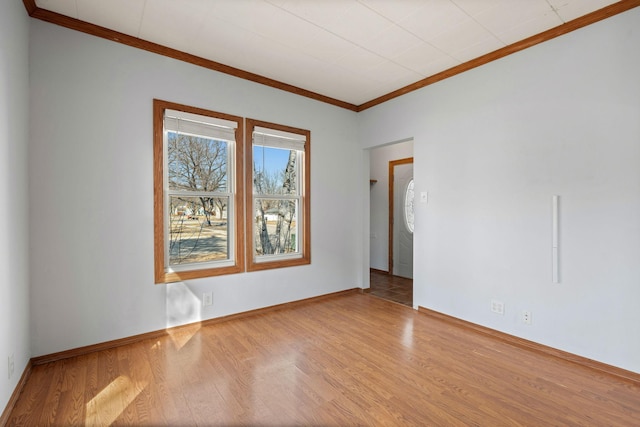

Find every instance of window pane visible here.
[169,196,229,265]
[253,198,298,255]
[253,146,297,195]
[404,179,415,233]
[168,132,228,192]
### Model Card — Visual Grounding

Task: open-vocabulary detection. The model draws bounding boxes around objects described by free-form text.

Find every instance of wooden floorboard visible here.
[7,292,640,426]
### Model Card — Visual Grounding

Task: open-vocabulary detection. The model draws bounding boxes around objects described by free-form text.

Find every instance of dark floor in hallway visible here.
[369,270,413,307]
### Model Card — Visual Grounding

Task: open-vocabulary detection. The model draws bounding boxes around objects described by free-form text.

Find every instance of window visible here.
[404,179,415,233]
[154,100,244,283]
[154,103,310,282]
[245,119,310,271]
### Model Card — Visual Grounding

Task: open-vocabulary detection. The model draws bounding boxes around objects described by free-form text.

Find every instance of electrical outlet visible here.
[522,310,532,325]
[202,292,213,307]
[491,300,505,315]
[8,354,14,380]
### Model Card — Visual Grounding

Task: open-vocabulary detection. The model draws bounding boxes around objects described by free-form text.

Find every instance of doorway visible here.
[368,141,414,307]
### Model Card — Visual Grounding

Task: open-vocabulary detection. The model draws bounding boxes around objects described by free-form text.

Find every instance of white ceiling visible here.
[34,0,620,106]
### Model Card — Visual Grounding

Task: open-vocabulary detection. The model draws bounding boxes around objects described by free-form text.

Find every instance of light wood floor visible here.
[7,292,640,426]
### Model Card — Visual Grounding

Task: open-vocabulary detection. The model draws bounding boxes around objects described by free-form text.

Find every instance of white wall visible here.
[15,0,640,378]
[0,0,31,411]
[369,140,413,271]
[28,20,361,357]
[359,8,640,373]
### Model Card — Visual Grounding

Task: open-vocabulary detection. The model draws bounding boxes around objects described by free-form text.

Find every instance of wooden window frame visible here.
[153,99,244,283]
[245,118,311,272]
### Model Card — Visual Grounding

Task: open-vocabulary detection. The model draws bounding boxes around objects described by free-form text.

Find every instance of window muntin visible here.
[154,100,244,283]
[246,119,310,271]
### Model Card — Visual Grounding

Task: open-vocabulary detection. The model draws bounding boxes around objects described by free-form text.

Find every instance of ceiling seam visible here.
[546,0,567,23]
[450,0,509,52]
[266,0,430,87]
[358,0,467,77]
[137,0,147,38]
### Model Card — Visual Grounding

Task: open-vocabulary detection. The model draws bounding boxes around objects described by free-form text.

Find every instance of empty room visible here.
[2,0,639,425]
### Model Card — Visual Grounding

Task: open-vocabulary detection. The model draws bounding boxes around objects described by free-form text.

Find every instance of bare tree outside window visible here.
[154,100,244,283]
[253,146,299,256]
[167,132,230,265]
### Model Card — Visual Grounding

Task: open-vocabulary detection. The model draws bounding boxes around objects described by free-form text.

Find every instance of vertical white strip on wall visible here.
[552,195,560,283]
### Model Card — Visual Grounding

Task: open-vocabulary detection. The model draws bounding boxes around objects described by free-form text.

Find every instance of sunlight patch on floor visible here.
[167,322,202,350]
[402,317,414,349]
[85,375,147,426]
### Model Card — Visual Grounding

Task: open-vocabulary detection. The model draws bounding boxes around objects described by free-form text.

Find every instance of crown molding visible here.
[21,0,358,112]
[358,0,640,111]
[22,0,640,111]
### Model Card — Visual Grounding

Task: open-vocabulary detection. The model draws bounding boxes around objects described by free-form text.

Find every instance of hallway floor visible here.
[369,270,413,307]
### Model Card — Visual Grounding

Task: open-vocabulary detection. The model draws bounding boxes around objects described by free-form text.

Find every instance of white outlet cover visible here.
[491,300,505,315]
[203,292,213,307]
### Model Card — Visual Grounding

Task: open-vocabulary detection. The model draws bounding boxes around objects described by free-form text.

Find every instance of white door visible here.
[393,163,414,278]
